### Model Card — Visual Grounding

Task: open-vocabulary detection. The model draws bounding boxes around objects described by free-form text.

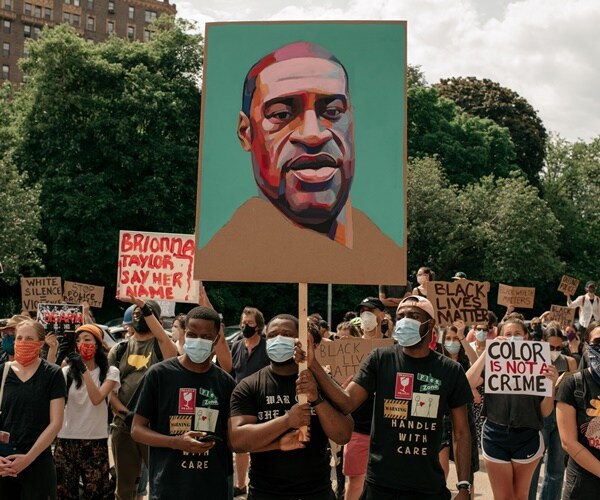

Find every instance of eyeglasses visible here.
[548,345,563,351]
[589,338,600,346]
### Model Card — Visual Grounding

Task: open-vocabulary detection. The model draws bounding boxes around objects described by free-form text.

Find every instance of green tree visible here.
[437,76,547,186]
[10,18,202,300]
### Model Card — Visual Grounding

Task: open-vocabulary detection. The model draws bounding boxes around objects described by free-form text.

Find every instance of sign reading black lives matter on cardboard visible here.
[117,230,200,303]
[20,277,63,313]
[426,280,490,327]
[63,281,105,308]
[549,305,577,330]
[497,284,535,308]
[36,303,84,335]
[484,339,552,397]
[315,338,394,384]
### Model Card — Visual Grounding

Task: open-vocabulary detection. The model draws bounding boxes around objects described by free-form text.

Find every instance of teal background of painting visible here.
[198,22,406,247]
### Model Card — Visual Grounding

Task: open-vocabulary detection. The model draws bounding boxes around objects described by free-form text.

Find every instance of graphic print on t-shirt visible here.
[416,372,441,392]
[582,416,600,450]
[170,415,192,435]
[384,399,409,419]
[127,353,152,370]
[410,393,440,418]
[179,388,197,414]
[395,373,414,399]
[195,407,219,432]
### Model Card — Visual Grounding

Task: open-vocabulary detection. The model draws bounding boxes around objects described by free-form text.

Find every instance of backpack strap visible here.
[0,362,11,415]
[573,370,586,411]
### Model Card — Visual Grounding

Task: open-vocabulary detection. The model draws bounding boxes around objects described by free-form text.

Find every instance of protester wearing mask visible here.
[229,314,352,500]
[131,306,236,499]
[230,307,270,496]
[54,324,120,498]
[0,315,29,362]
[108,296,178,500]
[564,323,583,364]
[467,318,558,500]
[412,266,434,298]
[0,319,66,499]
[304,295,474,499]
[567,281,600,337]
[528,327,577,500]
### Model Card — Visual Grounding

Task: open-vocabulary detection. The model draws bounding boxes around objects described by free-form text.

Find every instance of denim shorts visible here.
[481,419,544,464]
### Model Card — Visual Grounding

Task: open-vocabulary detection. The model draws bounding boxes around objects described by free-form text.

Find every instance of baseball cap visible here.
[356,297,385,312]
[0,314,30,331]
[586,281,596,289]
[397,295,435,319]
[452,272,467,280]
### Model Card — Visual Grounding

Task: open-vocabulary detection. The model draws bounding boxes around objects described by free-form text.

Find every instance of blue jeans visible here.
[528,408,565,500]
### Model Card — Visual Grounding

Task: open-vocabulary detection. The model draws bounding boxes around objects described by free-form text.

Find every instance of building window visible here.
[107,21,114,33]
[87,0,93,8]
[24,24,31,37]
[143,29,151,42]
[87,16,94,31]
[44,7,51,19]
[86,38,94,44]
[127,25,134,41]
[4,0,11,11]
[63,0,71,4]
[108,1,114,14]
[73,0,80,6]
[2,20,10,34]
[2,42,9,57]
[73,14,80,27]
[23,46,29,56]
[24,2,32,15]
[34,5,41,17]
[63,12,70,24]
[2,65,9,80]
[33,26,40,37]
[145,10,157,23]
[128,6,134,19]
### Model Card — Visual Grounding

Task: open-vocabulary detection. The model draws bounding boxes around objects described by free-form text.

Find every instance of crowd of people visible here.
[0,274,599,500]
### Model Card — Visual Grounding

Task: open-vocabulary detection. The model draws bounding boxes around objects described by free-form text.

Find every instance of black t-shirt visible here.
[135,358,236,500]
[483,390,544,430]
[0,360,66,454]
[352,394,374,435]
[230,366,330,497]
[378,284,410,315]
[353,346,472,495]
[556,369,600,462]
[231,336,270,384]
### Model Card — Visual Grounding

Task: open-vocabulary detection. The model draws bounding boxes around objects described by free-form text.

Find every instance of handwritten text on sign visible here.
[426,280,490,327]
[117,231,199,303]
[497,284,536,308]
[21,277,62,312]
[315,338,394,384]
[63,281,104,308]
[558,275,579,297]
[484,340,552,396]
[549,305,576,330]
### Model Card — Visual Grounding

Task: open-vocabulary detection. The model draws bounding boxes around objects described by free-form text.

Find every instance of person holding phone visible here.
[131,306,236,500]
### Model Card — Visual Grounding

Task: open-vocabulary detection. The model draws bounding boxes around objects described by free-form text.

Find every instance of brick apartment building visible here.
[1,0,176,84]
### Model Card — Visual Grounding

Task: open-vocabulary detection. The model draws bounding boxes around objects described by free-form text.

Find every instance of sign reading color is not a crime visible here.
[117,231,200,303]
[426,280,490,327]
[484,340,552,397]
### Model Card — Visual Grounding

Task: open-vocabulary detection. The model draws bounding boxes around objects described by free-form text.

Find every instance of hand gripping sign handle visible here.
[297,282,309,442]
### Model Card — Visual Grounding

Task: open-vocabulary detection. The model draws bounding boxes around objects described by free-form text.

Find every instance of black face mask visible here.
[133,316,150,334]
[242,324,256,338]
[381,321,389,334]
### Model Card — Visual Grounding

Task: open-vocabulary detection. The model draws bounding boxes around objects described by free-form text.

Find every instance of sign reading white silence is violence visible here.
[484,339,552,397]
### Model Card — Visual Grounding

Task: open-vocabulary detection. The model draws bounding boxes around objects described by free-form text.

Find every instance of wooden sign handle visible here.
[298,282,309,441]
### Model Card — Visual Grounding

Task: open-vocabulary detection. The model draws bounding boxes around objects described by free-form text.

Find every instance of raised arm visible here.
[466,350,486,389]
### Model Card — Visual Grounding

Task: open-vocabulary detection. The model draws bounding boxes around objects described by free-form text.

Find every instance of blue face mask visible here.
[266,335,295,363]
[393,317,429,347]
[2,335,15,356]
[510,335,524,342]
[475,329,488,342]
[444,341,461,355]
[183,337,214,364]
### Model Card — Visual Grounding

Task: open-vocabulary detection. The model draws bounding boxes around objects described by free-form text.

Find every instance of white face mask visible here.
[360,311,377,332]
[550,350,561,362]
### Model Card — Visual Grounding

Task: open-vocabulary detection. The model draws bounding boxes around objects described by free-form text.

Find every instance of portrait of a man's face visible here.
[237,42,354,246]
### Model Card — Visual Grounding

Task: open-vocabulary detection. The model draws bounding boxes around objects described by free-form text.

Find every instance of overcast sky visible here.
[175,0,599,143]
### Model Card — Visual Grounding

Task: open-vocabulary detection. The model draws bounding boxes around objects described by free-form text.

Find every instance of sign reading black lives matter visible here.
[484,340,552,397]
[426,280,490,327]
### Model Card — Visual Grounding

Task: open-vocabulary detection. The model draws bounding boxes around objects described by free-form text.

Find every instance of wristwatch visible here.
[456,481,471,493]
[309,394,325,407]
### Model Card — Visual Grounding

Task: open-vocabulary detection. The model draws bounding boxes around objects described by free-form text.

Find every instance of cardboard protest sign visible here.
[21,277,62,313]
[484,340,552,397]
[549,305,577,330]
[315,337,394,384]
[63,281,104,308]
[497,284,536,308]
[426,280,490,327]
[558,275,579,297]
[117,231,200,303]
[194,22,407,285]
[36,303,84,335]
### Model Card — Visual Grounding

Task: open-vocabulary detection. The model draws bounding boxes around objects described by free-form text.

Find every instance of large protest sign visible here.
[549,305,577,330]
[315,338,394,384]
[426,280,490,327]
[21,277,62,313]
[36,303,84,335]
[63,281,104,308]
[485,340,552,397]
[558,275,579,297]
[497,284,536,308]
[117,231,200,303]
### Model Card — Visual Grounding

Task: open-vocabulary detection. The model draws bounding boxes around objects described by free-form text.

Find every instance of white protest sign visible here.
[484,340,552,397]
